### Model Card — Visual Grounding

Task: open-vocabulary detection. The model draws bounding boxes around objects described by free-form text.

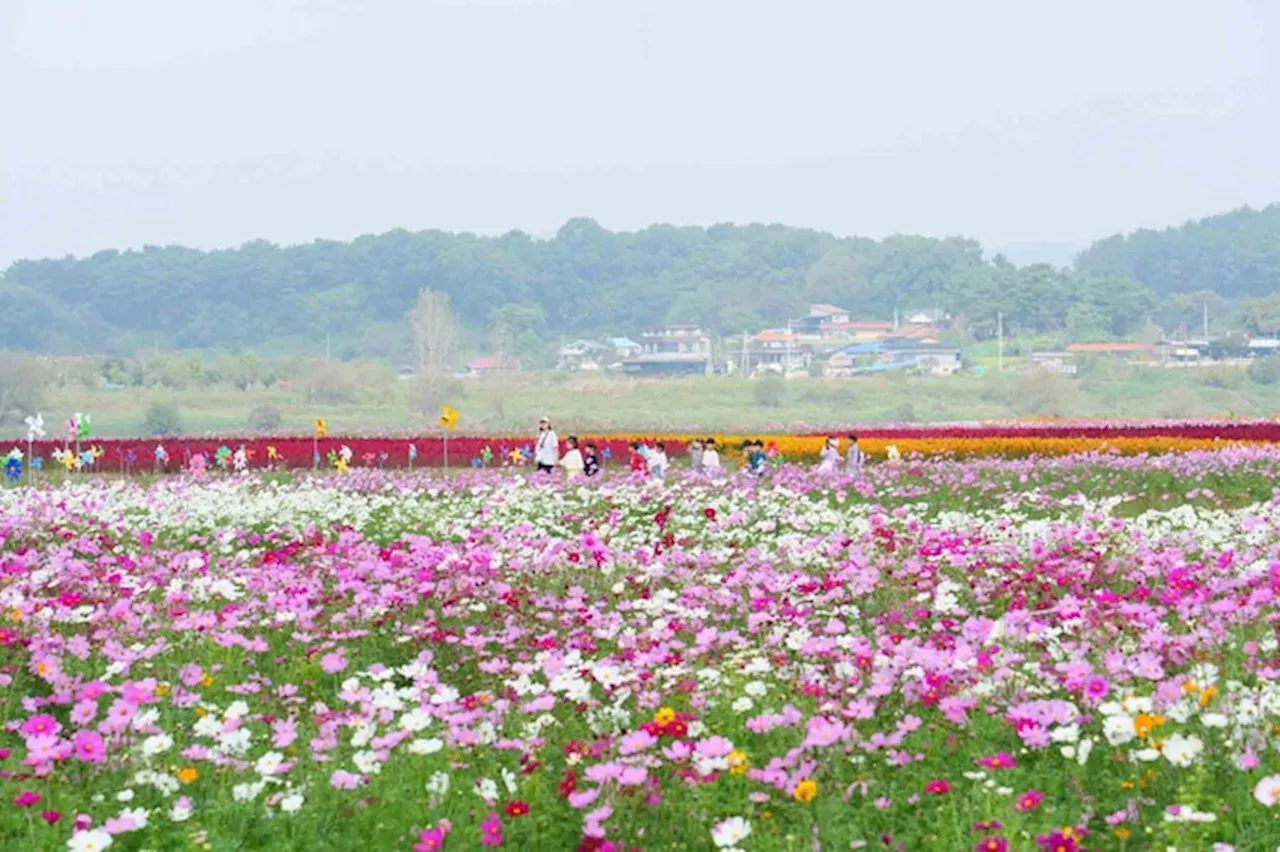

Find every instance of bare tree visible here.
[407,289,458,415]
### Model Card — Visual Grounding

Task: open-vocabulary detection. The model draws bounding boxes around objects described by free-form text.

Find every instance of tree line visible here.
[3,206,1280,358]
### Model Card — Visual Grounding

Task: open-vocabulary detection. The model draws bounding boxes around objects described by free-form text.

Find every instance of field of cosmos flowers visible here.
[2,445,1280,851]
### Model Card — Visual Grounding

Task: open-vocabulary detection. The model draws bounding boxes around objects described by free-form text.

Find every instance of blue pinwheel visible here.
[3,455,21,483]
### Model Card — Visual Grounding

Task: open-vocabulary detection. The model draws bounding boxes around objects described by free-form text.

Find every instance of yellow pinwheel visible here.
[437,406,460,432]
[314,419,327,439]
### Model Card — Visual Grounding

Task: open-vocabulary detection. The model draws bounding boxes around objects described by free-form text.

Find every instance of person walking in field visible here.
[845,434,863,475]
[701,438,722,476]
[688,439,704,473]
[628,441,649,476]
[818,436,841,474]
[649,442,669,481]
[583,442,601,478]
[535,417,559,474]
[560,435,585,479]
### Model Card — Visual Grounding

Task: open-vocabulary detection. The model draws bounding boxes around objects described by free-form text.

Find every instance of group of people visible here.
[533,416,863,481]
[818,434,864,475]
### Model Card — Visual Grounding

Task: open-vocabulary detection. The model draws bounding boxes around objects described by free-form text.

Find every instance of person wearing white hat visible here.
[535,416,559,474]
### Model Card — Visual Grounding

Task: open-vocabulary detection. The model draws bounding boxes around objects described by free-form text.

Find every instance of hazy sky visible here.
[2,0,1278,265]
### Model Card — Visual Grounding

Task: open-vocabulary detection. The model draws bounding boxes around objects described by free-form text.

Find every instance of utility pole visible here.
[997,311,1004,372]
[1203,303,1209,339]
[785,320,793,377]
[741,330,749,376]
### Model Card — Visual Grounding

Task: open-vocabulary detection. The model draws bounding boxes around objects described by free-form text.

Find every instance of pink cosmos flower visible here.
[72,729,106,764]
[977,752,1016,770]
[1083,675,1110,702]
[20,715,61,738]
[1013,789,1045,812]
[924,779,951,795]
[69,700,98,726]
[1255,774,1280,807]
[415,827,446,851]
[618,729,657,756]
[479,811,503,847]
[330,769,360,790]
[568,788,600,809]
[321,652,348,675]
[13,790,41,807]
[179,664,204,687]
[40,810,61,825]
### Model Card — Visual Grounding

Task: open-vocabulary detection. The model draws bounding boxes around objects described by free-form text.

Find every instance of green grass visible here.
[6,366,1278,439]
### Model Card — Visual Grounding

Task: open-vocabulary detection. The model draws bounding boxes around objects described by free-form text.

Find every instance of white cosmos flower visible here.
[426,772,450,795]
[279,792,305,813]
[474,777,499,801]
[1161,733,1204,768]
[711,816,751,848]
[67,829,114,852]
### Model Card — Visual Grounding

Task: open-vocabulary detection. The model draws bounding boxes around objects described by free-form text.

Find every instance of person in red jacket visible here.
[628,441,649,476]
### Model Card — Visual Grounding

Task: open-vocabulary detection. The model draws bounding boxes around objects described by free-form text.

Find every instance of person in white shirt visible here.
[535,417,559,474]
[648,441,669,481]
[559,435,585,479]
[701,438,721,475]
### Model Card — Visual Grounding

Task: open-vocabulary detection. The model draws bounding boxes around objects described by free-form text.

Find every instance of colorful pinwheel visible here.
[438,406,460,431]
[24,413,46,442]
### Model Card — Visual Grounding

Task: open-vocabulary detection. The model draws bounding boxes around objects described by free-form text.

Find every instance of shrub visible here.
[1247,356,1280,386]
[246,405,283,432]
[1198,365,1245,390]
[893,402,918,423]
[1014,368,1080,417]
[140,401,184,437]
[753,373,786,408]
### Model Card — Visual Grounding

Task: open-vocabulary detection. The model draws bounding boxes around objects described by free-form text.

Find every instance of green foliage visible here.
[7,212,1254,356]
[0,354,47,429]
[1247,356,1280,386]
[1197,365,1246,390]
[140,401,184,437]
[1076,204,1280,299]
[1014,369,1079,417]
[753,373,786,408]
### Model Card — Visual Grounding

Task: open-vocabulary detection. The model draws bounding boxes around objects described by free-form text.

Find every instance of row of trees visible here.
[5,207,1280,356]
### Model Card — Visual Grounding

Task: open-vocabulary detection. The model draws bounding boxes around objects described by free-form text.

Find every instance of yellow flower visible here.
[1182,681,1198,694]
[727,750,748,775]
[653,707,676,726]
[1119,780,1135,790]
[177,767,199,784]
[195,707,207,718]
[1114,827,1131,841]
[155,685,169,697]
[793,779,817,803]
[9,608,21,623]
[1198,686,1217,707]
[201,674,214,688]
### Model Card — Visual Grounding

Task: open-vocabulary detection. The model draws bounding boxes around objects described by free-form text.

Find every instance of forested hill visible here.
[1,208,1277,357]
[1075,204,1280,298]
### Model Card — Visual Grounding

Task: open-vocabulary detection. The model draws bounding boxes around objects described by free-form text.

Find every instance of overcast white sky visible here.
[2,0,1277,265]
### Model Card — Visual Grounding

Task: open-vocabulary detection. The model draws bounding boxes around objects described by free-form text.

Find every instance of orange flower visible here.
[1134,713,1165,739]
[793,779,817,803]
[177,767,198,784]
[653,707,675,726]
[1198,686,1218,707]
